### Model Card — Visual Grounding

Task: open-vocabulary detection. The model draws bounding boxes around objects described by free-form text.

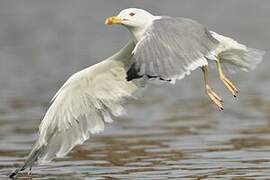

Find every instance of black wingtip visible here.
[9,173,16,179]
[9,142,43,179]
[9,168,20,179]
[126,63,143,81]
[126,76,134,81]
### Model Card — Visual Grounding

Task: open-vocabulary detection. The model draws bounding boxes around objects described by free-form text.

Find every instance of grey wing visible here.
[127,17,218,83]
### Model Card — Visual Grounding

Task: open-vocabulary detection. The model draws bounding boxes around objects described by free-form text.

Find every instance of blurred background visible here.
[0,0,269,179]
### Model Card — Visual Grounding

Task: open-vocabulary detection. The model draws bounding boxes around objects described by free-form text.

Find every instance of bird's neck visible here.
[128,16,161,43]
[130,27,147,43]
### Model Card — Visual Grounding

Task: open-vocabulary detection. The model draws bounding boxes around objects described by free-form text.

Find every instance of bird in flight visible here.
[10,8,264,178]
[106,8,264,110]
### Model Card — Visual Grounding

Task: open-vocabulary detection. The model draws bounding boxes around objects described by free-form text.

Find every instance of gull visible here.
[106,8,264,109]
[10,8,264,178]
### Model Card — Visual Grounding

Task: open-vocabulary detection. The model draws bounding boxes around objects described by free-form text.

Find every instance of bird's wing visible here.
[127,17,219,83]
[26,41,137,164]
[36,44,138,164]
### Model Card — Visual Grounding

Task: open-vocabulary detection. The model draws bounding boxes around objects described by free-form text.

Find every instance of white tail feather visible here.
[210,31,265,73]
[219,47,265,73]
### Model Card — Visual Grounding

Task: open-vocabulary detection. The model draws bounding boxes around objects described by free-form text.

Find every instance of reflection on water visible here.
[0,0,270,179]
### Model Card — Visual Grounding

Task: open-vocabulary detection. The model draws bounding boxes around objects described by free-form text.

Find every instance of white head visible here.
[105,8,156,40]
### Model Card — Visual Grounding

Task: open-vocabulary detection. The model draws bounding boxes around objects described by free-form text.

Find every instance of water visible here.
[0,0,269,179]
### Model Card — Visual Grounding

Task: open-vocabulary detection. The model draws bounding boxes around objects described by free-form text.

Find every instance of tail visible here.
[9,143,43,178]
[218,47,265,73]
[210,31,265,73]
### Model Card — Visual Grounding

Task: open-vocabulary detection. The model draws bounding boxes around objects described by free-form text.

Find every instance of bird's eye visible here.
[129,12,135,16]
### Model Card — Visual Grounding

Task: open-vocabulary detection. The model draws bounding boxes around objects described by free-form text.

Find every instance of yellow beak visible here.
[105,16,123,25]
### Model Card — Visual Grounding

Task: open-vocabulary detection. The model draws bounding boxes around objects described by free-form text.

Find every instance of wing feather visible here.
[128,17,219,82]
[31,41,139,163]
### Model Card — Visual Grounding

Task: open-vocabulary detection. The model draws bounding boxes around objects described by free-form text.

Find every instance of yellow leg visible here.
[216,58,238,97]
[201,66,224,110]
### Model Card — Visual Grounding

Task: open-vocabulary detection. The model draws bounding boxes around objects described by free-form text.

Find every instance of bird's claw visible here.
[206,85,224,110]
[220,75,238,98]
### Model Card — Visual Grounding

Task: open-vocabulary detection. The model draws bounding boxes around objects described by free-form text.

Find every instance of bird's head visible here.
[105,8,157,40]
[105,8,154,27]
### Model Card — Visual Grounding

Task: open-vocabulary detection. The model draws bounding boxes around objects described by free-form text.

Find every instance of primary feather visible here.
[128,17,218,83]
[10,41,140,178]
